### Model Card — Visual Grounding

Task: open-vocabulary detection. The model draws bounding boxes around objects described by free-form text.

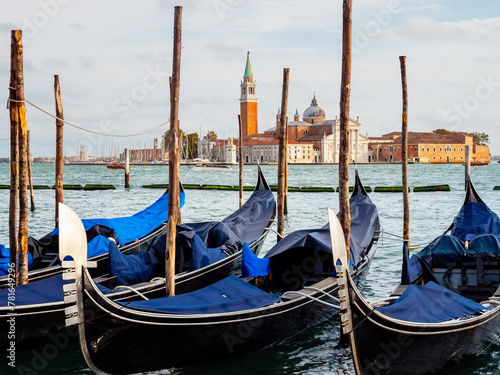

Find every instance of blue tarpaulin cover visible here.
[0,244,33,277]
[0,274,111,307]
[406,234,500,283]
[263,194,378,266]
[119,275,280,314]
[52,192,184,245]
[376,281,485,323]
[452,202,500,242]
[242,242,271,277]
[109,184,275,285]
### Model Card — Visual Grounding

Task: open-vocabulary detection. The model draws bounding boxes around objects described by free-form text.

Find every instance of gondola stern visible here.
[58,203,111,375]
[464,176,484,205]
[351,168,368,197]
[327,207,367,375]
[255,164,271,191]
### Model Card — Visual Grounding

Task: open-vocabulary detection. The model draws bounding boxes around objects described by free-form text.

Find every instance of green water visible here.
[1,163,499,374]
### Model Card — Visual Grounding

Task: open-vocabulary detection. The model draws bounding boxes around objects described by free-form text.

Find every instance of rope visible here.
[303,286,341,303]
[281,290,340,310]
[6,95,170,137]
[112,285,149,300]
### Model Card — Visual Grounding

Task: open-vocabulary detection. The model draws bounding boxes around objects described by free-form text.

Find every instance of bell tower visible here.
[240,52,258,137]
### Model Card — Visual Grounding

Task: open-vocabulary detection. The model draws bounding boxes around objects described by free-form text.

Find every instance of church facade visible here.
[207,53,370,164]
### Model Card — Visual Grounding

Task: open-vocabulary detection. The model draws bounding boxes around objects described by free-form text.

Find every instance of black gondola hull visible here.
[82,271,341,374]
[347,274,500,375]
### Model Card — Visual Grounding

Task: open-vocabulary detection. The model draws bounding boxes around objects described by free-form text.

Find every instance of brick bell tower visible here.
[240,52,258,137]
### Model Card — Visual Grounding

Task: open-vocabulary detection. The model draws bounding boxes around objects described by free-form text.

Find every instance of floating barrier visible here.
[57,184,84,190]
[413,185,450,192]
[0,185,52,189]
[300,186,335,192]
[336,186,373,193]
[83,184,115,190]
[374,186,410,193]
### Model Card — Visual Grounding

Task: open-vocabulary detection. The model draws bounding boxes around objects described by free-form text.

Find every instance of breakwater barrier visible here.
[0,184,116,190]
[0,184,484,192]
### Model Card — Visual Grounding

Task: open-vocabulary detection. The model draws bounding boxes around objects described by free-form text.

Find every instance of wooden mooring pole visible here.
[238,115,243,208]
[165,6,182,297]
[10,30,29,285]
[400,56,410,245]
[284,116,288,216]
[339,0,352,257]
[465,145,470,189]
[54,75,64,227]
[277,68,289,241]
[27,130,35,212]
[124,148,130,188]
[8,31,21,285]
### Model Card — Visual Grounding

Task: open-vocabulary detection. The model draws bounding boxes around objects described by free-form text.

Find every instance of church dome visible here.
[303,94,326,119]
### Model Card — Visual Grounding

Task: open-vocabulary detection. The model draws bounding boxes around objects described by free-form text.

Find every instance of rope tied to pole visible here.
[6,93,170,137]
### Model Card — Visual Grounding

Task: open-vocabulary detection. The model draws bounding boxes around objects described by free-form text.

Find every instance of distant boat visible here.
[470,161,488,166]
[190,164,233,171]
[107,164,130,170]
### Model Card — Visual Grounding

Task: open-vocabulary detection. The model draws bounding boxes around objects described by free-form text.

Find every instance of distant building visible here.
[79,145,88,162]
[368,132,490,163]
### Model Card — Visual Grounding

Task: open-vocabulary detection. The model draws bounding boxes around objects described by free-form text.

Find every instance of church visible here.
[206,53,370,164]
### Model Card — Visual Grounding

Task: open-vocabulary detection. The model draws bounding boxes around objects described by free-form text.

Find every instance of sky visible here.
[0,0,499,157]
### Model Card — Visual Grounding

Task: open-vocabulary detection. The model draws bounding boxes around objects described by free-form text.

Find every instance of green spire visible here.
[244,51,253,78]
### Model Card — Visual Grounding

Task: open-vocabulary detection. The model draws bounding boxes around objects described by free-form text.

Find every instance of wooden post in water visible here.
[339,0,352,257]
[465,145,470,189]
[165,6,182,297]
[400,56,410,245]
[277,68,289,242]
[8,31,21,285]
[54,75,64,227]
[11,30,29,285]
[238,115,243,208]
[284,116,288,215]
[124,148,130,188]
[27,130,35,212]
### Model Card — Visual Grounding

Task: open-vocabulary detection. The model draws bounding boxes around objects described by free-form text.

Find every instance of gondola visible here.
[337,177,500,375]
[0,167,275,350]
[62,171,379,374]
[0,188,181,288]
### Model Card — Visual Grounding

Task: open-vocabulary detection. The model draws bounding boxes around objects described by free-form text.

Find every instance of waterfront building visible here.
[368,132,490,163]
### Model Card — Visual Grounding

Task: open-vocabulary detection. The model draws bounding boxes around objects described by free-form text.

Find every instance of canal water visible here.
[0,162,499,374]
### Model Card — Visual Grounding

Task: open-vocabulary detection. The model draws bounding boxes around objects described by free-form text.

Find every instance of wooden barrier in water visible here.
[336,186,373,193]
[83,184,115,190]
[413,185,450,192]
[374,186,410,192]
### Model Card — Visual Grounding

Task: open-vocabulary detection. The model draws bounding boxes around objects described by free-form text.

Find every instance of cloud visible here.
[399,17,500,41]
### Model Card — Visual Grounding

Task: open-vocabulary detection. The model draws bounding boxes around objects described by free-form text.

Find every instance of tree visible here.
[432,129,489,145]
[204,131,217,141]
[433,129,456,135]
[186,132,199,159]
[468,132,489,145]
